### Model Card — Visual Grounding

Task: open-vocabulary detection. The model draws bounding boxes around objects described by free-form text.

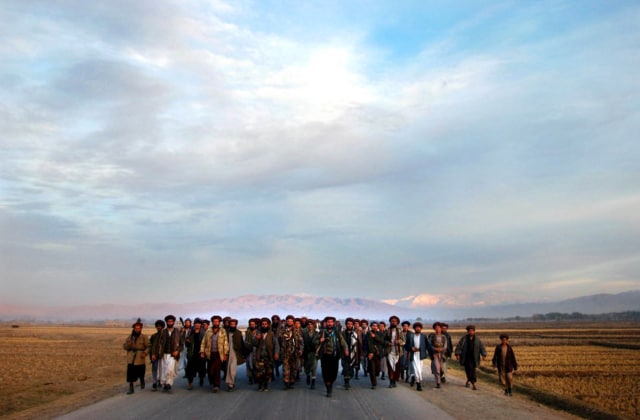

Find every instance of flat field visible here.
[0,324,131,419]
[446,322,640,419]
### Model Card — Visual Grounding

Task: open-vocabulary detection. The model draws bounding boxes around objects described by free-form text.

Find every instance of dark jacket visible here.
[404,332,433,360]
[159,327,184,356]
[455,334,487,367]
[229,330,246,364]
[185,328,205,359]
[491,344,518,373]
[365,330,386,357]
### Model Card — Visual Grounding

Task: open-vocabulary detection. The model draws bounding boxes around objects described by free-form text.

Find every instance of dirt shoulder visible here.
[424,368,581,420]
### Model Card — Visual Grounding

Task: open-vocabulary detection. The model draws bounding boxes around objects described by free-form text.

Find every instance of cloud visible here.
[1,1,640,306]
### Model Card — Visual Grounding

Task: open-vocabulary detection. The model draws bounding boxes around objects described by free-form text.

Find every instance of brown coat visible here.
[200,327,229,359]
[123,333,151,365]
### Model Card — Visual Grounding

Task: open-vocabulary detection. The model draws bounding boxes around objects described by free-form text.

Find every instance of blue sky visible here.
[1,0,639,308]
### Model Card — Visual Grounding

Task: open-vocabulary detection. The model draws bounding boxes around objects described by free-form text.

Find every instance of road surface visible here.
[57,364,575,420]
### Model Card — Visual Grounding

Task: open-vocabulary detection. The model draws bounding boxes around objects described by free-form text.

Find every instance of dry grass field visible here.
[1,322,639,419]
[0,324,132,419]
[447,323,640,419]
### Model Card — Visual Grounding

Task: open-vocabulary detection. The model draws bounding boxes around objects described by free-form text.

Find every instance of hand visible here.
[320,336,326,343]
[368,353,373,360]
[151,355,157,361]
[200,352,205,358]
[274,354,279,361]
[455,355,460,361]
[172,351,179,358]
[222,355,228,362]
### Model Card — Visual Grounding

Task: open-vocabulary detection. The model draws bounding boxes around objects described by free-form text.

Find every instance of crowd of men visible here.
[124,314,517,397]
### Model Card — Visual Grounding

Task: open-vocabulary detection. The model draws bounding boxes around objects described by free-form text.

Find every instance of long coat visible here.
[123,333,151,365]
[229,330,246,364]
[491,344,518,373]
[455,334,487,367]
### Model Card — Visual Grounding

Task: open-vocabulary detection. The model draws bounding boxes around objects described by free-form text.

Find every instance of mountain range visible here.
[1,290,638,323]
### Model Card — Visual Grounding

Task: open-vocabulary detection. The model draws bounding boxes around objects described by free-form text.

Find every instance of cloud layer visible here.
[1,0,639,306]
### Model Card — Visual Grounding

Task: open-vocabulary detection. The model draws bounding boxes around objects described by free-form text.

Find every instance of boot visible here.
[508,387,512,396]
[152,382,158,392]
[326,383,332,397]
[345,379,350,390]
[127,383,134,394]
[140,378,145,389]
[306,375,311,385]
[417,382,423,391]
[310,378,316,390]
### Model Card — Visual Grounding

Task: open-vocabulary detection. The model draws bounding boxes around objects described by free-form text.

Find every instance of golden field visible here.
[447,323,640,419]
[0,325,131,419]
[1,322,639,419]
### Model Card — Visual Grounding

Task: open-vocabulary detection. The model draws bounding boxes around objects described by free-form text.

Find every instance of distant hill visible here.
[1,290,638,322]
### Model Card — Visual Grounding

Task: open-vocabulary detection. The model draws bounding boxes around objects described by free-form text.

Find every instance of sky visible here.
[1,0,639,308]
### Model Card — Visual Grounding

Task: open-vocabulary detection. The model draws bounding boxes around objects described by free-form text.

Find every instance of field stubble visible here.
[449,323,640,419]
[0,325,130,418]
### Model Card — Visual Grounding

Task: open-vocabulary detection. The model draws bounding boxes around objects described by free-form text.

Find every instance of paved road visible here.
[58,366,453,420]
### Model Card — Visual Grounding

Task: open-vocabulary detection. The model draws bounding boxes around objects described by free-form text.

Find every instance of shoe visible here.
[392,381,397,388]
[127,384,134,395]
[152,383,158,392]
[472,383,477,390]
[441,377,446,383]
[465,381,470,388]
[344,380,350,390]
[508,388,512,396]
[371,385,376,390]
[258,385,264,392]
[310,379,316,390]
[306,376,311,385]
[166,384,172,393]
[417,383,423,391]
[212,386,219,393]
[380,374,385,380]
[188,383,193,390]
[140,379,145,389]
[162,384,169,392]
[410,377,415,387]
[436,383,441,389]
[227,386,234,392]
[504,389,509,395]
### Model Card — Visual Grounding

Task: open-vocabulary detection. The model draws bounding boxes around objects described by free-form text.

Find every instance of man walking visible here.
[405,322,432,391]
[302,319,320,389]
[200,315,229,393]
[185,318,206,390]
[251,317,280,391]
[123,319,150,394]
[365,321,385,389]
[317,316,348,397]
[455,325,487,390]
[149,319,165,392]
[225,319,245,392]
[278,315,304,389]
[158,315,184,392]
[341,317,361,390]
[384,316,405,388]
